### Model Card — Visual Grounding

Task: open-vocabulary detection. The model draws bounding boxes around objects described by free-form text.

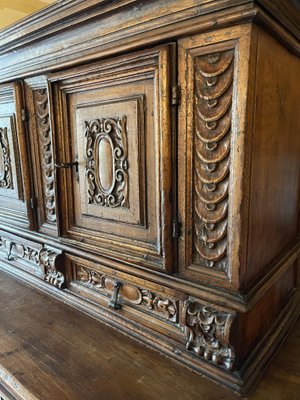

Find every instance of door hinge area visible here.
[29,197,38,210]
[172,221,181,239]
[21,108,29,122]
[171,84,181,106]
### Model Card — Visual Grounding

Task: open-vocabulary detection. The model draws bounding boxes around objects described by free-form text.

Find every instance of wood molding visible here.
[0,2,299,83]
[0,223,299,313]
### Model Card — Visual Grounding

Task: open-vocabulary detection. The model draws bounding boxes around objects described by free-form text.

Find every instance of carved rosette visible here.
[184,300,235,370]
[77,266,177,321]
[0,127,13,189]
[0,236,64,288]
[85,117,129,208]
[193,49,234,273]
[34,89,56,223]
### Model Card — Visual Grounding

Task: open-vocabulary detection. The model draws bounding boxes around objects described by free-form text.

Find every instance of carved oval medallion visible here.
[96,136,114,193]
[0,145,4,179]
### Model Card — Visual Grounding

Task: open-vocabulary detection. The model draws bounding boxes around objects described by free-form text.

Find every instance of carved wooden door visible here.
[0,83,35,230]
[51,45,175,272]
[24,77,58,237]
[177,28,251,289]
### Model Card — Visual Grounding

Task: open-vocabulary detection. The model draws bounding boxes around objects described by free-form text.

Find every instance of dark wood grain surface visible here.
[0,0,299,396]
[0,270,299,400]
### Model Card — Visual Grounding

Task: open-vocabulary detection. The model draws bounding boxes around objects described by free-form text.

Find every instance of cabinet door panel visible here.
[51,45,174,271]
[177,26,252,289]
[0,83,35,229]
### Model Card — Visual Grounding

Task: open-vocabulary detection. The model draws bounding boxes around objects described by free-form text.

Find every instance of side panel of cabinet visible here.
[246,28,300,285]
[0,83,35,230]
[177,25,254,290]
[24,77,58,236]
[51,45,175,272]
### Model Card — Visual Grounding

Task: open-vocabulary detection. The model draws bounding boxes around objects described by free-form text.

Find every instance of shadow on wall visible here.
[0,0,56,30]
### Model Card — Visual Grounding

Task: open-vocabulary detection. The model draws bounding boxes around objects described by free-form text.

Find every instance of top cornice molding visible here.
[0,0,299,49]
[0,0,299,82]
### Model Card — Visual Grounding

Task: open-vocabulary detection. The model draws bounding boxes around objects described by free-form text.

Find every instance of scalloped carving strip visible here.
[193,49,234,273]
[34,88,56,223]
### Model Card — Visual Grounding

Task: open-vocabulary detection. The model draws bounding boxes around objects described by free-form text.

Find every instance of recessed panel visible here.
[74,97,145,226]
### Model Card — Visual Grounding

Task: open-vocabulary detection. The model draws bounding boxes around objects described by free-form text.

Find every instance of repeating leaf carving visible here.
[0,127,13,189]
[76,266,177,321]
[184,300,235,370]
[85,117,129,208]
[34,88,56,223]
[193,49,234,272]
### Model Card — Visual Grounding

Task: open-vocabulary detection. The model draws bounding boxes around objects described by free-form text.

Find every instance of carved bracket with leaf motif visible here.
[183,299,235,370]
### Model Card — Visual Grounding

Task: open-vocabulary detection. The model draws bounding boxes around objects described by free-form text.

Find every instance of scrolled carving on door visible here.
[0,127,13,189]
[85,117,129,208]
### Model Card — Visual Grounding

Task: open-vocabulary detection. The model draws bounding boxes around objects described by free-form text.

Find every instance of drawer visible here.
[65,255,186,342]
[0,230,64,288]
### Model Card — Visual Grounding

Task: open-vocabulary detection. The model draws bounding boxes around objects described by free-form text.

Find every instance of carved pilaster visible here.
[33,88,56,223]
[183,300,235,370]
[0,127,13,189]
[85,117,129,208]
[193,49,234,273]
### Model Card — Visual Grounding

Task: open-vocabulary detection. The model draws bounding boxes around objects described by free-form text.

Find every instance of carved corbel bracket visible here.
[39,247,64,288]
[183,299,236,370]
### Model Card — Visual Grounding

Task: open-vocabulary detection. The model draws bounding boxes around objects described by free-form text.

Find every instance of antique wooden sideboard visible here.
[0,0,299,396]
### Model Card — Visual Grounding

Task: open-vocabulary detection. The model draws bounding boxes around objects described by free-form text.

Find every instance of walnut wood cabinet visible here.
[0,0,299,396]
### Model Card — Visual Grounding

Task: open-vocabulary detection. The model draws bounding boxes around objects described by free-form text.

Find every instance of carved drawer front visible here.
[177,26,252,289]
[0,83,35,229]
[51,45,174,271]
[65,255,184,341]
[0,230,64,288]
[66,255,237,372]
[24,77,58,236]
